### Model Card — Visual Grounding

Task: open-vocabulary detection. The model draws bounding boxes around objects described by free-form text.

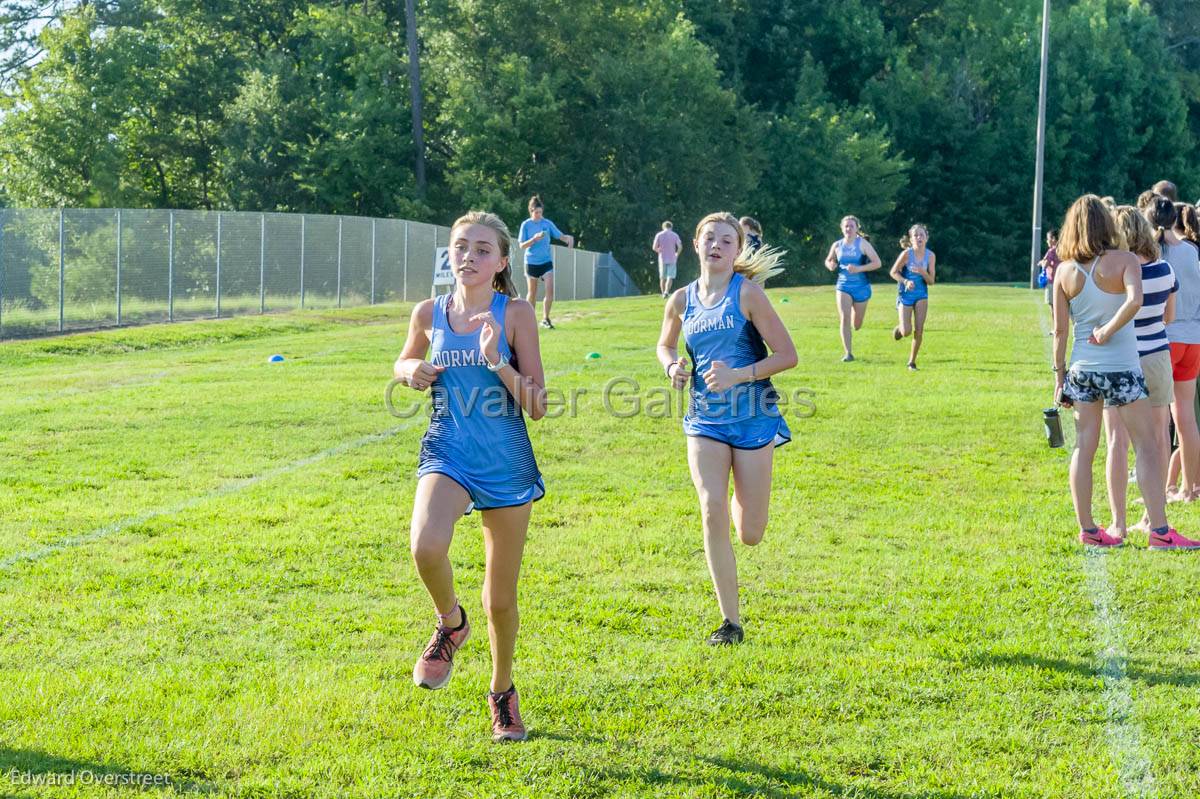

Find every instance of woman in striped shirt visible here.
[1103,206,1177,538]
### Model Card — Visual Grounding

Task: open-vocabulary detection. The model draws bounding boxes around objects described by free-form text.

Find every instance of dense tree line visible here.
[1,0,1197,287]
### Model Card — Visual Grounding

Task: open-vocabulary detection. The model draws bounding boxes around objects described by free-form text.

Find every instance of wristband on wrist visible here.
[666,361,678,379]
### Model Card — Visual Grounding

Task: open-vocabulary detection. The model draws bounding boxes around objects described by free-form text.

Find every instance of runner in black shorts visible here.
[518,195,574,329]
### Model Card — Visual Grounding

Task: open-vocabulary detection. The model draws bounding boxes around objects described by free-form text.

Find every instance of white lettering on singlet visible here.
[684,315,736,336]
[430,349,485,368]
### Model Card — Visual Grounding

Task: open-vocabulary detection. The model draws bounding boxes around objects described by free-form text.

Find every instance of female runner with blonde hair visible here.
[657,212,798,644]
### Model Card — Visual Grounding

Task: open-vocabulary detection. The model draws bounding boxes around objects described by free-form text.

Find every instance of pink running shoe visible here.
[1147,528,1200,551]
[412,608,470,690]
[487,685,528,742]
[1079,527,1123,547]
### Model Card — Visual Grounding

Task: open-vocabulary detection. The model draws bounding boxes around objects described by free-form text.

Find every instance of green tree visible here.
[681,0,891,111]
[862,1,1048,280]
[755,59,909,283]
[0,4,241,208]
[0,9,124,207]
[3,0,1198,288]
[1044,0,1197,212]
[426,2,758,285]
[221,7,420,217]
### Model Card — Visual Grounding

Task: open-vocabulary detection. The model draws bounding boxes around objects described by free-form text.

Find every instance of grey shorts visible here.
[659,261,677,280]
[1063,367,1148,408]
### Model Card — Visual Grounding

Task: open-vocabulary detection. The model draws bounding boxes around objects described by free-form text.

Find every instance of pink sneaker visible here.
[1079,527,1123,547]
[487,685,527,742]
[412,608,469,690]
[1147,528,1200,551]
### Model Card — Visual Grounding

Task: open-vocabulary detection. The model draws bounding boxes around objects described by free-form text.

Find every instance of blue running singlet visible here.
[681,272,791,449]
[417,292,545,511]
[834,237,872,303]
[897,247,930,307]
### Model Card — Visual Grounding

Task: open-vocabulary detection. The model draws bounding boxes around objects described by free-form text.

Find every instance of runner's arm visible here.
[493,299,547,420]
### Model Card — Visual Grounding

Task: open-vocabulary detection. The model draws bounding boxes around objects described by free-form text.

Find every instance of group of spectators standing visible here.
[1051,179,1200,550]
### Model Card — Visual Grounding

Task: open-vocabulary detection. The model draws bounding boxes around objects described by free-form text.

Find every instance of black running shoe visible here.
[706,619,744,646]
[541,318,555,329]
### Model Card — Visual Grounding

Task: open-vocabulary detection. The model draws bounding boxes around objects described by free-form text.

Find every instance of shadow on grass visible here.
[953,365,1034,374]
[700,756,984,799]
[536,731,980,799]
[0,748,214,794]
[528,730,607,745]
[603,754,981,799]
[961,652,1200,688]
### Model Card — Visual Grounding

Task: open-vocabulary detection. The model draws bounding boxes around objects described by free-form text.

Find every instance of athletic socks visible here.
[437,603,467,631]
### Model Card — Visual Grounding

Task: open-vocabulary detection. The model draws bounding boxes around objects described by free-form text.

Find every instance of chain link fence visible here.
[0,208,638,338]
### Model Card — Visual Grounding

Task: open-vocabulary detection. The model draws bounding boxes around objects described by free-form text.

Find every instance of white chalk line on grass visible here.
[29,329,372,402]
[1082,551,1156,796]
[4,320,392,403]
[0,363,585,573]
[0,423,416,572]
[1035,295,1155,796]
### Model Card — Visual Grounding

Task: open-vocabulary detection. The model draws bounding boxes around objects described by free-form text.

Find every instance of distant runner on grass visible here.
[518,195,574,330]
[889,223,936,371]
[824,215,882,362]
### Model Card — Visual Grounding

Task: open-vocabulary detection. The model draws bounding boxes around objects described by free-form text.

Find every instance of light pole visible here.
[404,0,427,198]
[1030,0,1051,288]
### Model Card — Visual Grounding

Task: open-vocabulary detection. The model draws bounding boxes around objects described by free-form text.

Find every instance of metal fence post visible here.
[215,211,223,318]
[299,214,306,309]
[0,208,6,333]
[403,220,409,302]
[573,248,578,301]
[58,208,65,332]
[436,225,446,299]
[259,213,266,313]
[168,210,175,322]
[116,209,122,326]
[593,252,598,300]
[336,217,343,309]
[370,218,376,305]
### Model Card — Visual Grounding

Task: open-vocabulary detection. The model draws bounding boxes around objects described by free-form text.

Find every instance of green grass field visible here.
[2,285,1198,798]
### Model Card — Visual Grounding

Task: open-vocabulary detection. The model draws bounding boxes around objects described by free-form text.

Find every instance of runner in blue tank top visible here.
[394,211,547,742]
[518,195,574,330]
[888,223,936,370]
[679,273,790,446]
[658,212,798,646]
[823,215,882,362]
[418,291,542,504]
